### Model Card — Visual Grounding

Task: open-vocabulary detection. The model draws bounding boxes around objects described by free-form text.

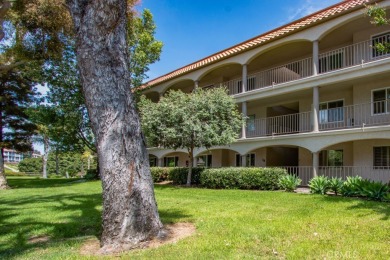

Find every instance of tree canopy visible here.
[139,88,243,185]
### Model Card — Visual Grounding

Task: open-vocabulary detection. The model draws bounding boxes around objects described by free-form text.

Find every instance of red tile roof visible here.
[141,0,373,90]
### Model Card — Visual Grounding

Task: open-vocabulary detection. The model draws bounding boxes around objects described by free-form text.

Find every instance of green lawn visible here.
[0,177,389,259]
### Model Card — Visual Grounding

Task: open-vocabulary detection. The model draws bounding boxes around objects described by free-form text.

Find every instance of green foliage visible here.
[84,169,99,180]
[150,167,170,182]
[366,4,389,26]
[309,176,330,195]
[328,177,344,195]
[200,167,287,190]
[278,174,301,192]
[358,179,389,201]
[168,167,204,185]
[18,152,88,177]
[18,158,42,173]
[341,176,363,197]
[139,88,243,150]
[128,9,163,88]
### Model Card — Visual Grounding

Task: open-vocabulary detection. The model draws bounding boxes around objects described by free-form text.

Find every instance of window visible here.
[372,88,390,114]
[164,156,178,167]
[247,114,255,132]
[319,52,343,73]
[319,150,343,167]
[236,153,255,167]
[373,147,390,167]
[196,155,212,168]
[372,32,390,58]
[319,100,344,123]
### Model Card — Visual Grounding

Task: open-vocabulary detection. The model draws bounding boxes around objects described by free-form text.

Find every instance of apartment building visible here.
[141,0,390,184]
[3,149,41,163]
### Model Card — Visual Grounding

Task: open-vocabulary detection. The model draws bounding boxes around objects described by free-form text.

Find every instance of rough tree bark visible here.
[66,0,163,252]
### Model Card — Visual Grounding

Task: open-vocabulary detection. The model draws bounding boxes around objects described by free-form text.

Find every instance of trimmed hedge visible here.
[168,167,204,185]
[200,167,287,190]
[150,167,171,182]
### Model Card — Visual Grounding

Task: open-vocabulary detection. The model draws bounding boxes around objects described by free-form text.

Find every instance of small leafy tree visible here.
[139,88,243,186]
[366,4,390,52]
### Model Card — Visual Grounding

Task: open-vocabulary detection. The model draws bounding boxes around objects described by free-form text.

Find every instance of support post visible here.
[194,80,199,91]
[242,101,247,139]
[312,86,319,132]
[158,157,163,167]
[313,40,319,76]
[242,64,247,93]
[241,155,247,167]
[312,152,319,177]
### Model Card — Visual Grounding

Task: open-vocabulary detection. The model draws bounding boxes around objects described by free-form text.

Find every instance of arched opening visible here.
[318,14,390,74]
[318,139,390,183]
[164,79,194,95]
[246,40,312,90]
[198,63,242,95]
[195,148,241,168]
[149,154,158,167]
[161,151,189,167]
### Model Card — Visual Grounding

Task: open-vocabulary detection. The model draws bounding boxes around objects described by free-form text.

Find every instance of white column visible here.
[242,64,247,93]
[242,101,247,139]
[313,40,319,76]
[158,157,163,167]
[194,80,199,90]
[312,86,319,132]
[241,155,247,167]
[312,152,319,177]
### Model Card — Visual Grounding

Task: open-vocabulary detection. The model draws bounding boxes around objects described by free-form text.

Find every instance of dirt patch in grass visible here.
[28,235,51,244]
[80,222,196,256]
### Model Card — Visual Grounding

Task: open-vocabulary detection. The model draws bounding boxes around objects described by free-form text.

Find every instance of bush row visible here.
[150,167,288,190]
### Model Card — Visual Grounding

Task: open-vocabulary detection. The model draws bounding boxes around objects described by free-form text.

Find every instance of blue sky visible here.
[137,0,341,81]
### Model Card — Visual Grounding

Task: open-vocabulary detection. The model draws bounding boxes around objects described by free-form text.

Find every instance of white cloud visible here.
[286,0,340,22]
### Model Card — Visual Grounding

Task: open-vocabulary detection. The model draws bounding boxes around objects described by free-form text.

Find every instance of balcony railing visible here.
[279,166,390,185]
[245,101,390,138]
[217,39,390,95]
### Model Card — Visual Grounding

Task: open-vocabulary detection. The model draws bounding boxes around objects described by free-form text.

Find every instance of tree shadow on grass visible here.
[7,178,89,189]
[319,195,390,220]
[0,185,191,259]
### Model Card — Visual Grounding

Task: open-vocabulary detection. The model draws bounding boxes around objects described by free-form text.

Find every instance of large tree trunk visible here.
[55,150,59,175]
[0,148,9,189]
[42,135,49,179]
[66,0,163,252]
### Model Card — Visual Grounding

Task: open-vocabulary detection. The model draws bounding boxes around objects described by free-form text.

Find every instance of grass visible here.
[0,177,389,259]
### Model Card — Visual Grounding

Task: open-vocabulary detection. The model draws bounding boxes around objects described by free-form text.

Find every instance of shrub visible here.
[84,169,99,180]
[341,176,363,197]
[328,177,344,195]
[200,167,287,190]
[358,179,389,201]
[168,167,204,185]
[278,174,301,192]
[309,176,330,195]
[18,158,42,174]
[150,167,171,182]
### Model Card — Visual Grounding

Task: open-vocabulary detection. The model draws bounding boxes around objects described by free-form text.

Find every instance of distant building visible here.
[3,149,41,163]
[141,0,390,184]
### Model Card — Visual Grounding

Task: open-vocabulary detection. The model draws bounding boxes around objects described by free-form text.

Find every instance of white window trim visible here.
[371,87,390,116]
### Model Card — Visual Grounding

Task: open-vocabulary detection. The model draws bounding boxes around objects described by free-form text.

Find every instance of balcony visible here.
[217,38,390,96]
[245,101,390,138]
